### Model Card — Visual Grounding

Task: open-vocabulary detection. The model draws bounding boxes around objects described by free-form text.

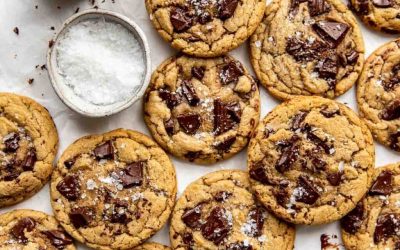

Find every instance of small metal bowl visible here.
[47,9,151,117]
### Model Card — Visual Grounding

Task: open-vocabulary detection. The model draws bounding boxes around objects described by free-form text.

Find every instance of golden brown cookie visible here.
[0,93,59,207]
[50,129,177,250]
[144,54,260,164]
[0,209,75,249]
[250,0,364,100]
[170,170,295,249]
[145,0,265,57]
[248,96,375,225]
[134,242,171,250]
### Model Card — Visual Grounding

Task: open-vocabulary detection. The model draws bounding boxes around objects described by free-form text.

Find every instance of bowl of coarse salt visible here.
[47,9,151,117]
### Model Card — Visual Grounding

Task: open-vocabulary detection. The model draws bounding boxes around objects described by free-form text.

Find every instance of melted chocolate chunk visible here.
[177,113,201,134]
[227,242,253,250]
[384,65,400,91]
[213,100,241,135]
[165,118,175,136]
[182,232,194,246]
[22,150,36,171]
[246,207,265,237]
[291,111,308,130]
[218,0,238,20]
[185,151,201,161]
[94,141,114,159]
[192,66,205,80]
[182,80,200,106]
[289,0,308,16]
[295,175,320,204]
[182,204,202,229]
[170,7,193,32]
[201,207,231,245]
[308,0,331,17]
[275,188,290,207]
[109,201,131,224]
[369,170,393,196]
[315,55,338,84]
[214,191,232,202]
[340,50,359,66]
[275,136,300,173]
[303,125,334,154]
[56,175,80,201]
[390,131,400,151]
[159,89,182,109]
[341,202,364,234]
[220,61,244,85]
[286,37,328,62]
[198,11,213,24]
[42,230,73,248]
[312,21,349,48]
[374,213,400,243]
[320,106,340,118]
[11,217,36,243]
[372,0,393,8]
[249,162,270,184]
[115,162,144,188]
[69,207,94,228]
[63,158,75,169]
[354,0,369,15]
[214,137,236,151]
[380,99,400,121]
[327,171,342,186]
[4,132,20,152]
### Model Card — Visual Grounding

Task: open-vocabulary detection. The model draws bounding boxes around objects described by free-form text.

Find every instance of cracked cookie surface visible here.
[357,38,400,152]
[250,0,364,100]
[134,242,171,250]
[145,0,265,57]
[341,163,400,250]
[247,96,375,225]
[144,55,260,164]
[350,0,400,33]
[170,170,295,250]
[50,129,177,250]
[0,93,59,207]
[0,209,75,250]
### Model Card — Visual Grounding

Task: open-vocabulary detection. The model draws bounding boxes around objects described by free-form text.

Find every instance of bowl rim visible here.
[47,8,151,117]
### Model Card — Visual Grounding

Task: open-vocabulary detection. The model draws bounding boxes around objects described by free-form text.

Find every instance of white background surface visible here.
[0,0,399,249]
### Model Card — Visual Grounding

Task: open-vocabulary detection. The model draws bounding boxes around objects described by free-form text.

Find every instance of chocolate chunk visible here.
[372,0,393,7]
[311,156,327,170]
[115,162,144,188]
[341,202,364,234]
[185,151,201,161]
[56,175,80,201]
[215,191,232,202]
[369,170,393,196]
[275,188,290,207]
[313,21,349,48]
[225,102,242,123]
[177,113,201,134]
[164,118,175,136]
[227,242,253,250]
[286,37,328,62]
[22,150,36,171]
[249,162,270,184]
[303,125,334,154]
[246,207,265,237]
[159,89,182,109]
[320,106,340,118]
[3,132,20,152]
[214,100,234,135]
[94,141,114,159]
[182,232,194,246]
[275,136,300,173]
[63,158,75,169]
[289,0,308,16]
[308,0,331,17]
[109,203,131,224]
[291,111,308,130]
[340,50,359,66]
[327,172,342,186]
[384,64,400,91]
[390,131,400,151]
[220,61,244,85]
[192,66,205,80]
[354,0,369,15]
[170,7,192,32]
[295,175,320,204]
[42,230,73,248]
[11,217,36,243]
[214,137,236,151]
[315,55,338,84]
[182,80,200,106]
[198,11,213,24]
[182,204,202,229]
[201,207,231,244]
[69,207,94,228]
[374,213,400,243]
[380,99,400,120]
[218,0,238,20]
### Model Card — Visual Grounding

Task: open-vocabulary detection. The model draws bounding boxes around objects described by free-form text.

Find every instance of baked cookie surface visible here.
[350,0,400,33]
[144,55,260,164]
[250,0,364,100]
[248,96,375,225]
[357,38,400,152]
[50,129,177,250]
[134,242,171,250]
[0,209,75,250]
[0,93,59,207]
[145,0,265,57]
[341,163,400,250]
[170,170,295,250]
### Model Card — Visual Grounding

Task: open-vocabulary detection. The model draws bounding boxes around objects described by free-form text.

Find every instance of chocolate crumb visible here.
[75,7,80,13]
[48,40,54,48]
[28,78,34,85]
[50,26,55,30]
[13,27,19,35]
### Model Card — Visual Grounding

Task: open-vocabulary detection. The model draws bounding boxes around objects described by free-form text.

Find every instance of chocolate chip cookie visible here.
[248,96,375,225]
[145,0,265,57]
[135,242,171,250]
[170,170,295,249]
[350,0,400,33]
[144,55,260,164]
[341,163,400,249]
[0,93,59,207]
[250,0,364,100]
[50,129,177,250]
[0,209,75,249]
[357,38,400,152]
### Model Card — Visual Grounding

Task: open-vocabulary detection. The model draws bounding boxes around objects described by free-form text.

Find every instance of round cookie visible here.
[0,93,59,207]
[170,170,295,250]
[135,242,171,250]
[144,55,260,164]
[145,0,265,57]
[50,129,177,250]
[250,0,364,100]
[341,163,400,249]
[357,38,400,152]
[0,209,75,249]
[350,0,400,34]
[247,96,375,225]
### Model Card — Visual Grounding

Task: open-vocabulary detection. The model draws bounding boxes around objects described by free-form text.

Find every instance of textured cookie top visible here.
[145,0,265,57]
[0,93,58,207]
[0,209,75,250]
[144,55,260,164]
[250,0,364,100]
[50,129,177,250]
[170,170,295,250]
[350,0,400,33]
[135,242,171,250]
[357,38,400,152]
[341,163,400,249]
[248,96,375,225]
